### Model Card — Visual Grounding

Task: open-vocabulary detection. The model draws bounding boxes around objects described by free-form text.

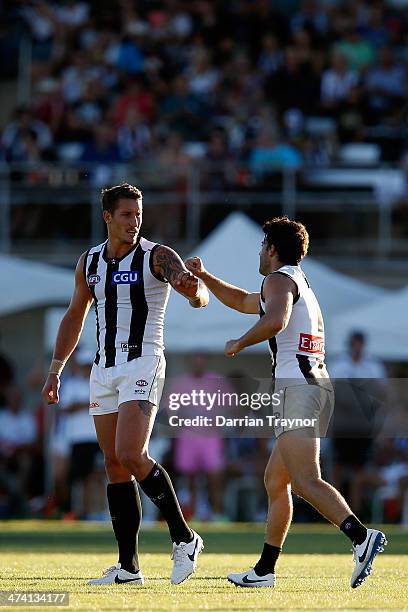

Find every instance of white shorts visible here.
[89,353,166,416]
[274,384,334,438]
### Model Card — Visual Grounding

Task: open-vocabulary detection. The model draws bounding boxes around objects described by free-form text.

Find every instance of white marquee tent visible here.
[326,287,408,360]
[0,254,73,316]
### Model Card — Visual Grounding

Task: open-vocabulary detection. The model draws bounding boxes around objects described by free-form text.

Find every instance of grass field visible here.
[1,521,407,611]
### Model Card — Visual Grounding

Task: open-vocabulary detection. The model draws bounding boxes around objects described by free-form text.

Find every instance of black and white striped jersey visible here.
[84,237,170,368]
[260,264,330,384]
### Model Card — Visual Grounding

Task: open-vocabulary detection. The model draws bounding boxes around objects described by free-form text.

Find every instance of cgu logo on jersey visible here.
[88,274,101,285]
[112,271,138,284]
[298,333,324,354]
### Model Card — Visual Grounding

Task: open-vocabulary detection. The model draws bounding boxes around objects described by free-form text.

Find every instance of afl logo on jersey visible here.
[88,274,101,285]
[112,271,139,284]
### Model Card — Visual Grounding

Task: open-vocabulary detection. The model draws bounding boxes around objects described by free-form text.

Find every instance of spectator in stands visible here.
[336,82,369,143]
[117,108,152,161]
[167,354,232,521]
[349,439,408,521]
[113,77,155,125]
[72,79,108,127]
[365,46,406,121]
[267,46,321,117]
[359,4,390,49]
[329,331,388,517]
[321,51,359,111]
[249,130,303,178]
[204,129,232,191]
[59,347,106,519]
[157,131,192,183]
[330,331,387,379]
[113,34,145,75]
[257,34,283,77]
[50,382,71,517]
[187,49,219,102]
[224,437,268,522]
[290,0,329,37]
[20,0,57,63]
[160,75,210,140]
[80,122,121,163]
[333,27,375,71]
[61,51,97,104]
[223,371,271,522]
[292,28,314,66]
[31,78,65,136]
[53,0,90,29]
[0,386,36,517]
[2,106,53,162]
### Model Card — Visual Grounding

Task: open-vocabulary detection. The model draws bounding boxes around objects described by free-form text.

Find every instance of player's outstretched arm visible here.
[41,252,93,404]
[153,245,209,308]
[224,273,296,356]
[185,256,259,314]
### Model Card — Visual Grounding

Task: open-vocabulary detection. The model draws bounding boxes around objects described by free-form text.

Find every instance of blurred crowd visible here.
[1,0,408,174]
[1,332,408,525]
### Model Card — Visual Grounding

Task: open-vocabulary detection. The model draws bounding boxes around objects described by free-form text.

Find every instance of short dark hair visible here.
[349,331,365,345]
[262,216,309,265]
[101,183,142,214]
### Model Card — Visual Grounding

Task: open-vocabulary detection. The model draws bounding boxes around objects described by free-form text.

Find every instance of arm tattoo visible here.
[153,245,185,284]
[137,400,157,417]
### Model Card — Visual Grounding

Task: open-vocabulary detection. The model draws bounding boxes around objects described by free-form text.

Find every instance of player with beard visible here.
[186,216,387,589]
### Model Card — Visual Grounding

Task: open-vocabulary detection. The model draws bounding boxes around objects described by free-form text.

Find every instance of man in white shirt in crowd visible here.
[330,331,387,380]
[329,331,387,516]
[59,347,106,519]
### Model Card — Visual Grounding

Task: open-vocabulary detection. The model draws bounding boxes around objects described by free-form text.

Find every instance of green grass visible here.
[1,521,407,611]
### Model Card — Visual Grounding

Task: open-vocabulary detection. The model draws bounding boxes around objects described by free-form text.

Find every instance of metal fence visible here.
[0,161,402,263]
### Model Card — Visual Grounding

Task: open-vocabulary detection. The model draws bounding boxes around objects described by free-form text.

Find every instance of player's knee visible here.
[264,471,290,499]
[116,448,150,477]
[104,454,126,481]
[291,474,320,497]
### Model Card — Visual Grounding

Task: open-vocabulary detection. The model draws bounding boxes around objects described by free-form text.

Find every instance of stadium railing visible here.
[0,161,403,263]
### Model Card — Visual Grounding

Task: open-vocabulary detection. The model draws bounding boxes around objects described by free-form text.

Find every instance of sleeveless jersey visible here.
[84,237,170,367]
[259,265,330,385]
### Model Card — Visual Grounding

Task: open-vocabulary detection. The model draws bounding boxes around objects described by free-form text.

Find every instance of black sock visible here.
[340,515,367,545]
[253,543,281,576]
[139,463,192,544]
[107,479,141,573]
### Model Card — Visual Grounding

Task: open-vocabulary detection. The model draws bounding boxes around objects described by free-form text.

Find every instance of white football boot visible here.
[88,563,144,585]
[170,530,204,584]
[227,567,276,587]
[350,528,387,588]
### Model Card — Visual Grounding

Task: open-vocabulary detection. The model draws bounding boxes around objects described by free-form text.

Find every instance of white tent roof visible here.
[326,287,408,361]
[165,213,388,352]
[0,254,73,316]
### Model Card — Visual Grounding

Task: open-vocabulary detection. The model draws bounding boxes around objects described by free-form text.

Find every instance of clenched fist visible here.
[41,373,60,404]
[185,256,206,279]
[174,270,200,299]
[225,339,243,357]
